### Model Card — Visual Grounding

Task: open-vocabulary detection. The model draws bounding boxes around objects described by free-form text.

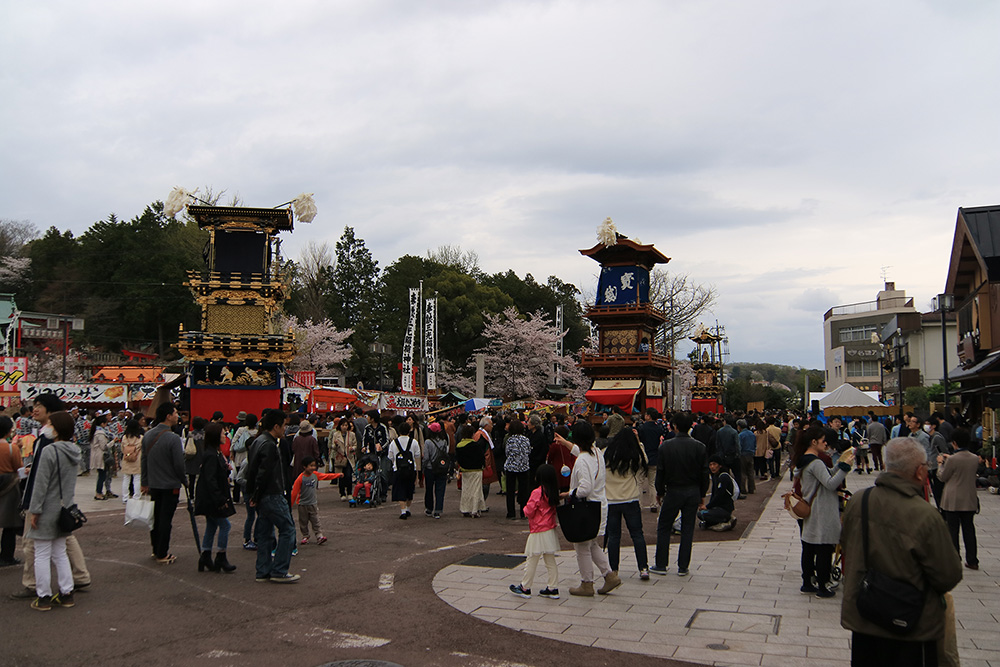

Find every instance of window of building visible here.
[846,360,880,377]
[839,324,878,343]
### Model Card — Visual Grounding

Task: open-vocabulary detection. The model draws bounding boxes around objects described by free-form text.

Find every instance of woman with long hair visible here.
[119,419,145,502]
[195,422,237,573]
[603,426,650,579]
[560,421,621,597]
[331,416,357,501]
[89,414,116,500]
[790,424,853,598]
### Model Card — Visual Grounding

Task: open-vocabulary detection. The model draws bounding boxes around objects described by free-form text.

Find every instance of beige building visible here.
[823,282,958,400]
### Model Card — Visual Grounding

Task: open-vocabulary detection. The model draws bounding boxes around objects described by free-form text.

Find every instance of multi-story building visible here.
[824,283,916,393]
[824,282,957,402]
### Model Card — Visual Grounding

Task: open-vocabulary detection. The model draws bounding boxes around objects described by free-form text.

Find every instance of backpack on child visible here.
[394,436,416,477]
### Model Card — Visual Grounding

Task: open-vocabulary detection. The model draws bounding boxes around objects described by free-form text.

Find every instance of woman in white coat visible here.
[559,421,622,597]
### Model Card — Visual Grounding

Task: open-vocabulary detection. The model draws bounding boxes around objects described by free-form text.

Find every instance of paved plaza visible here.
[433,474,1000,666]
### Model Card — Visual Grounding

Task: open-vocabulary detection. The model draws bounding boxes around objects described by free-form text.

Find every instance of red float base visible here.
[690,398,722,415]
[644,397,665,414]
[189,388,282,423]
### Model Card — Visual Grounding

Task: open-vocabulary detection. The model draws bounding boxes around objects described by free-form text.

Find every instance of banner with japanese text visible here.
[21,382,129,404]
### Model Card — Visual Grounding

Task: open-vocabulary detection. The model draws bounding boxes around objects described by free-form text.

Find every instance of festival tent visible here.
[464,398,491,412]
[818,383,895,416]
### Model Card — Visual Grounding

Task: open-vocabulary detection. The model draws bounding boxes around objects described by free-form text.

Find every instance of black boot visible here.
[198,550,217,572]
[214,551,236,574]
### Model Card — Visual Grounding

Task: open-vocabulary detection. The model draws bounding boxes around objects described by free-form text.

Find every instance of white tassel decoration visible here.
[164,187,197,218]
[597,217,618,247]
[292,193,317,223]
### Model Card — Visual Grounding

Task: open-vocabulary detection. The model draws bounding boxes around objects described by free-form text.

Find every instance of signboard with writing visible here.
[22,383,128,404]
[381,393,428,412]
[0,357,27,392]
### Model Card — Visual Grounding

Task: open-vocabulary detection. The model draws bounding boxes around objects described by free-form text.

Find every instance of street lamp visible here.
[932,293,955,417]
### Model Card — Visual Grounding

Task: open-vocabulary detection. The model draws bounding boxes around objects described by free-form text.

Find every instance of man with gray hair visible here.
[839,437,961,665]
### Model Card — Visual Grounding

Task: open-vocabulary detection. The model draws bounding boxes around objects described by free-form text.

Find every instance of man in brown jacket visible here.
[938,428,980,570]
[840,437,962,665]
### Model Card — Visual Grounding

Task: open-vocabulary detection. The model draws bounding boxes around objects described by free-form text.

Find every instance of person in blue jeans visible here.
[603,427,650,579]
[246,409,300,584]
[422,422,450,518]
[650,413,709,577]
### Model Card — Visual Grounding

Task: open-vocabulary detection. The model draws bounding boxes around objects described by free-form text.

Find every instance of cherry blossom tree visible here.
[470,306,586,400]
[282,315,353,376]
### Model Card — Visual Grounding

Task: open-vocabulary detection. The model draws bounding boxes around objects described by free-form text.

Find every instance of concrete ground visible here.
[2,470,996,666]
[433,473,1000,666]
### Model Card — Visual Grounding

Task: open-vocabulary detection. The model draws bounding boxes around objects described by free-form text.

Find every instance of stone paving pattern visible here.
[433,473,1000,666]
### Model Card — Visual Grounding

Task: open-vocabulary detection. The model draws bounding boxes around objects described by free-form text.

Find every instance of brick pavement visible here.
[432,473,1000,666]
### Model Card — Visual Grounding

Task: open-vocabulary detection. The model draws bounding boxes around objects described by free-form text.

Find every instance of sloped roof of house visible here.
[946,205,1000,297]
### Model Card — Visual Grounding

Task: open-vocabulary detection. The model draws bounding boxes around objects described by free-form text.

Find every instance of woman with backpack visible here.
[422,421,450,519]
[388,422,421,519]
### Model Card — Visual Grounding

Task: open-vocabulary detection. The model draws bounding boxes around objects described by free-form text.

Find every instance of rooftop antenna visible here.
[880,265,892,284]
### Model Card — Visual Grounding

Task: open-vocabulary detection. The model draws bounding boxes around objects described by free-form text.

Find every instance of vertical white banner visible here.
[555,304,563,385]
[424,298,437,391]
[401,288,419,393]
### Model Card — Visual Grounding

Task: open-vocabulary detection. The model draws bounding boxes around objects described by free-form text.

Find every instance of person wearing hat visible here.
[698,456,737,531]
[291,420,320,481]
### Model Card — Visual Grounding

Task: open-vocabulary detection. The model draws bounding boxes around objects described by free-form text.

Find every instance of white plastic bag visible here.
[125,496,155,530]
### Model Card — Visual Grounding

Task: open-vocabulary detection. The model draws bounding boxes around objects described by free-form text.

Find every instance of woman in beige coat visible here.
[330,418,357,501]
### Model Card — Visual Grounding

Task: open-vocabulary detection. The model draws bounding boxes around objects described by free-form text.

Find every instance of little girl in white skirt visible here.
[510,464,561,599]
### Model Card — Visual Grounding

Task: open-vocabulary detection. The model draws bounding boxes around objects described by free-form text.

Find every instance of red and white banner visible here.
[0,357,27,392]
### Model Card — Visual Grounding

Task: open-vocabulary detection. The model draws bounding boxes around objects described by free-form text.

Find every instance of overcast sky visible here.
[3,1,998,369]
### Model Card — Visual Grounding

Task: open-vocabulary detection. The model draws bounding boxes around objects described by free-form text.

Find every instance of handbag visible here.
[557,492,602,543]
[54,452,86,532]
[125,495,155,530]
[184,435,197,459]
[855,487,925,634]
[782,472,817,520]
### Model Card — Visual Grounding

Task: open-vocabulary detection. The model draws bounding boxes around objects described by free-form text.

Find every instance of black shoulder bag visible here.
[55,452,86,532]
[855,487,924,634]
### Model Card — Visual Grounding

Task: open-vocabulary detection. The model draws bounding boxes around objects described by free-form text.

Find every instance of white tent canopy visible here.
[818,383,886,409]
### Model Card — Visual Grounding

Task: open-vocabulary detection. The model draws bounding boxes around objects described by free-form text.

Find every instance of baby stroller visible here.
[353,453,389,507]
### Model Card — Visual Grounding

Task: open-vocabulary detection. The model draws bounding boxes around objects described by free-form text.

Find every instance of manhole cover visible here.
[319,662,405,667]
[686,609,781,635]
[460,553,526,569]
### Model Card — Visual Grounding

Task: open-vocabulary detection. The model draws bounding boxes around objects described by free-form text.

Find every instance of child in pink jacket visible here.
[509,464,561,599]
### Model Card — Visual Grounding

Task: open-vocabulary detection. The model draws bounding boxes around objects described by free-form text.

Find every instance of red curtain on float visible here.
[690,398,722,414]
[584,388,641,412]
[188,388,282,423]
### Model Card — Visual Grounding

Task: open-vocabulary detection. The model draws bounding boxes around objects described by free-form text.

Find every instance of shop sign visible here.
[22,383,128,404]
[382,393,429,412]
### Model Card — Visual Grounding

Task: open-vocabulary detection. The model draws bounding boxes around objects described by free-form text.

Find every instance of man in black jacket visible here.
[247,409,299,584]
[650,412,709,577]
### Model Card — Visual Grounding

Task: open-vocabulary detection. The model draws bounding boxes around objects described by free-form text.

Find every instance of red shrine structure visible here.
[579,231,673,414]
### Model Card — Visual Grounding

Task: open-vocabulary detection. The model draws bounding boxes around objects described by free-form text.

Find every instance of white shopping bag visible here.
[124,496,155,530]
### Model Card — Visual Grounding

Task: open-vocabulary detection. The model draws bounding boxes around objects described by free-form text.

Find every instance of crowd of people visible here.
[0,395,988,663]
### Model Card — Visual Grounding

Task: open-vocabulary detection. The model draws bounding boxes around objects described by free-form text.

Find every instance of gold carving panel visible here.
[206,305,267,335]
[601,328,639,354]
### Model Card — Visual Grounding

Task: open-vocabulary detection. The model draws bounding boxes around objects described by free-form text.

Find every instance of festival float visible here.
[688,323,728,414]
[579,218,673,414]
[170,190,315,421]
